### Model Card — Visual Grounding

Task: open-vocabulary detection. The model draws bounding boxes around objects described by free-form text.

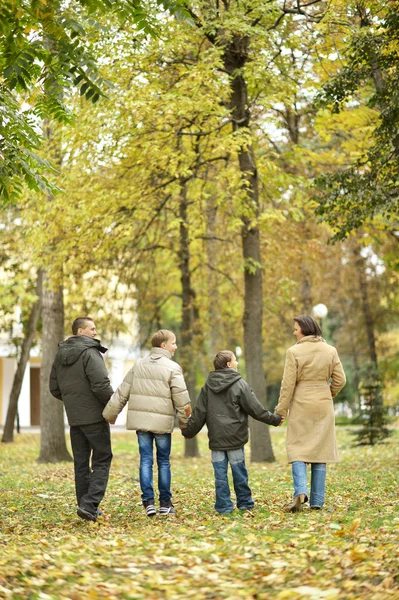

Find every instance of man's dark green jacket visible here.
[50,335,114,426]
[182,368,282,451]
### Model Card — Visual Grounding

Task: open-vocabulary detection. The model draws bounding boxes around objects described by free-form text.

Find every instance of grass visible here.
[0,426,398,600]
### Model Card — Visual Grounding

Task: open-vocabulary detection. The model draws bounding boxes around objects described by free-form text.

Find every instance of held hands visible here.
[278,415,285,426]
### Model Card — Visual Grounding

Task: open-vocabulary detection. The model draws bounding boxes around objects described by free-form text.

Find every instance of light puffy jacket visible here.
[103,347,191,433]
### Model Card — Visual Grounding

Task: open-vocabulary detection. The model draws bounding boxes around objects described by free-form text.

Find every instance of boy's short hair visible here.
[72,317,94,335]
[214,350,235,370]
[151,329,175,348]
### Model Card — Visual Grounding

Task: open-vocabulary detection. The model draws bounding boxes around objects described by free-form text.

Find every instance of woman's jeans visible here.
[291,461,326,508]
[211,448,254,514]
[137,431,172,503]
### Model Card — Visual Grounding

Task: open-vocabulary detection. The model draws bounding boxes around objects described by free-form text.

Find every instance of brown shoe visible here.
[288,493,306,513]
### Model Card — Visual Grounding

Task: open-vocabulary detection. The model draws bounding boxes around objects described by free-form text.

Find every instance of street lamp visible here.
[312,303,328,332]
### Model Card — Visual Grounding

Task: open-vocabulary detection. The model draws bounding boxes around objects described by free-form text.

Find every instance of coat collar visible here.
[150,347,172,359]
[296,335,325,345]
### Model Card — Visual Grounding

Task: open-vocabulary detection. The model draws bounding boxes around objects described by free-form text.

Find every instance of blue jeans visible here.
[137,431,172,503]
[291,461,326,508]
[211,448,254,514]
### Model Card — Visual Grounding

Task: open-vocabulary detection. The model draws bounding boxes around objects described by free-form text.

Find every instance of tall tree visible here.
[2,270,43,443]
[186,0,323,461]
[37,272,72,463]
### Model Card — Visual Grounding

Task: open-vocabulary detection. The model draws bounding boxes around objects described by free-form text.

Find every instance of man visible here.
[50,317,114,522]
[103,329,191,517]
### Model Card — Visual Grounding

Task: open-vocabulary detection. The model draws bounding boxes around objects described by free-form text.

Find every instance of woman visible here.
[275,314,346,512]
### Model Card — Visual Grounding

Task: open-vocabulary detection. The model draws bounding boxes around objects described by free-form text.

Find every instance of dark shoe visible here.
[288,493,306,513]
[96,509,104,517]
[143,499,157,517]
[77,507,97,522]
[159,500,175,515]
[238,504,255,511]
[310,506,322,510]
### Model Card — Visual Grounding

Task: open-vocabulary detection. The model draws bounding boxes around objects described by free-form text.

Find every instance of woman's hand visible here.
[278,415,285,426]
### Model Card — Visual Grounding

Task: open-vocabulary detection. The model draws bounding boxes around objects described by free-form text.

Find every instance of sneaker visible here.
[77,507,97,522]
[159,501,175,515]
[143,499,157,517]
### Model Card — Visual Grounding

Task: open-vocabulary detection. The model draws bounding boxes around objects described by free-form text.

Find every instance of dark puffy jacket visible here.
[182,368,281,451]
[50,335,114,426]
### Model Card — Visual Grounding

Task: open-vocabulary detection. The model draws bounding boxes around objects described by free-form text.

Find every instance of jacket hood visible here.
[57,335,108,366]
[150,347,172,360]
[206,368,242,393]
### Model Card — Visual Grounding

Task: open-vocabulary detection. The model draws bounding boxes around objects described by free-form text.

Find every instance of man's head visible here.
[151,329,177,356]
[213,350,238,371]
[72,317,97,338]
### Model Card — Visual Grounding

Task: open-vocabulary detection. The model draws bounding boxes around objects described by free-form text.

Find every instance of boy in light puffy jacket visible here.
[103,330,191,517]
[182,350,283,514]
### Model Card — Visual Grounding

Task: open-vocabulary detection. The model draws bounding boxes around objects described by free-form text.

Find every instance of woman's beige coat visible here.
[275,336,346,463]
[103,347,191,434]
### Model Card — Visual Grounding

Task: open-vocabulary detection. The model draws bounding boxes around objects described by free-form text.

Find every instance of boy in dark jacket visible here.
[182,350,283,514]
[50,317,114,522]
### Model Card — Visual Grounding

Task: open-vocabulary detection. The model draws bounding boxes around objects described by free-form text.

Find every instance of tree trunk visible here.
[352,246,378,368]
[300,265,313,313]
[179,184,200,458]
[37,272,72,463]
[224,37,275,462]
[2,270,43,443]
[206,200,221,355]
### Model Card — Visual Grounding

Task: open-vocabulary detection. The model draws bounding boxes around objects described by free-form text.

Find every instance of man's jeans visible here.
[211,448,254,514]
[291,461,326,508]
[137,431,172,504]
[70,421,113,515]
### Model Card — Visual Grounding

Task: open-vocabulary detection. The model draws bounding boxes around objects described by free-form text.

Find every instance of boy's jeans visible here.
[211,448,254,514]
[291,461,326,508]
[137,431,172,504]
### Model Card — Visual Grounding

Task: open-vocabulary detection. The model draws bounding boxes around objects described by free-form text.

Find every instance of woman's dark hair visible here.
[294,314,322,337]
[213,350,235,370]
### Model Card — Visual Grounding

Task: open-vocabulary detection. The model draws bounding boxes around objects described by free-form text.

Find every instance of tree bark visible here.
[206,200,221,355]
[352,245,378,368]
[300,265,313,313]
[37,272,72,463]
[223,36,275,462]
[2,270,43,443]
[178,184,200,458]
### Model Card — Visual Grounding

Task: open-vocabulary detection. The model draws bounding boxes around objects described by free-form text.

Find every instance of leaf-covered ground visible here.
[0,427,398,600]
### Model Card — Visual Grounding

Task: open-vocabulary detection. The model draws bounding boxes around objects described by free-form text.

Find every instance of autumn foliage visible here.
[0,428,398,599]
